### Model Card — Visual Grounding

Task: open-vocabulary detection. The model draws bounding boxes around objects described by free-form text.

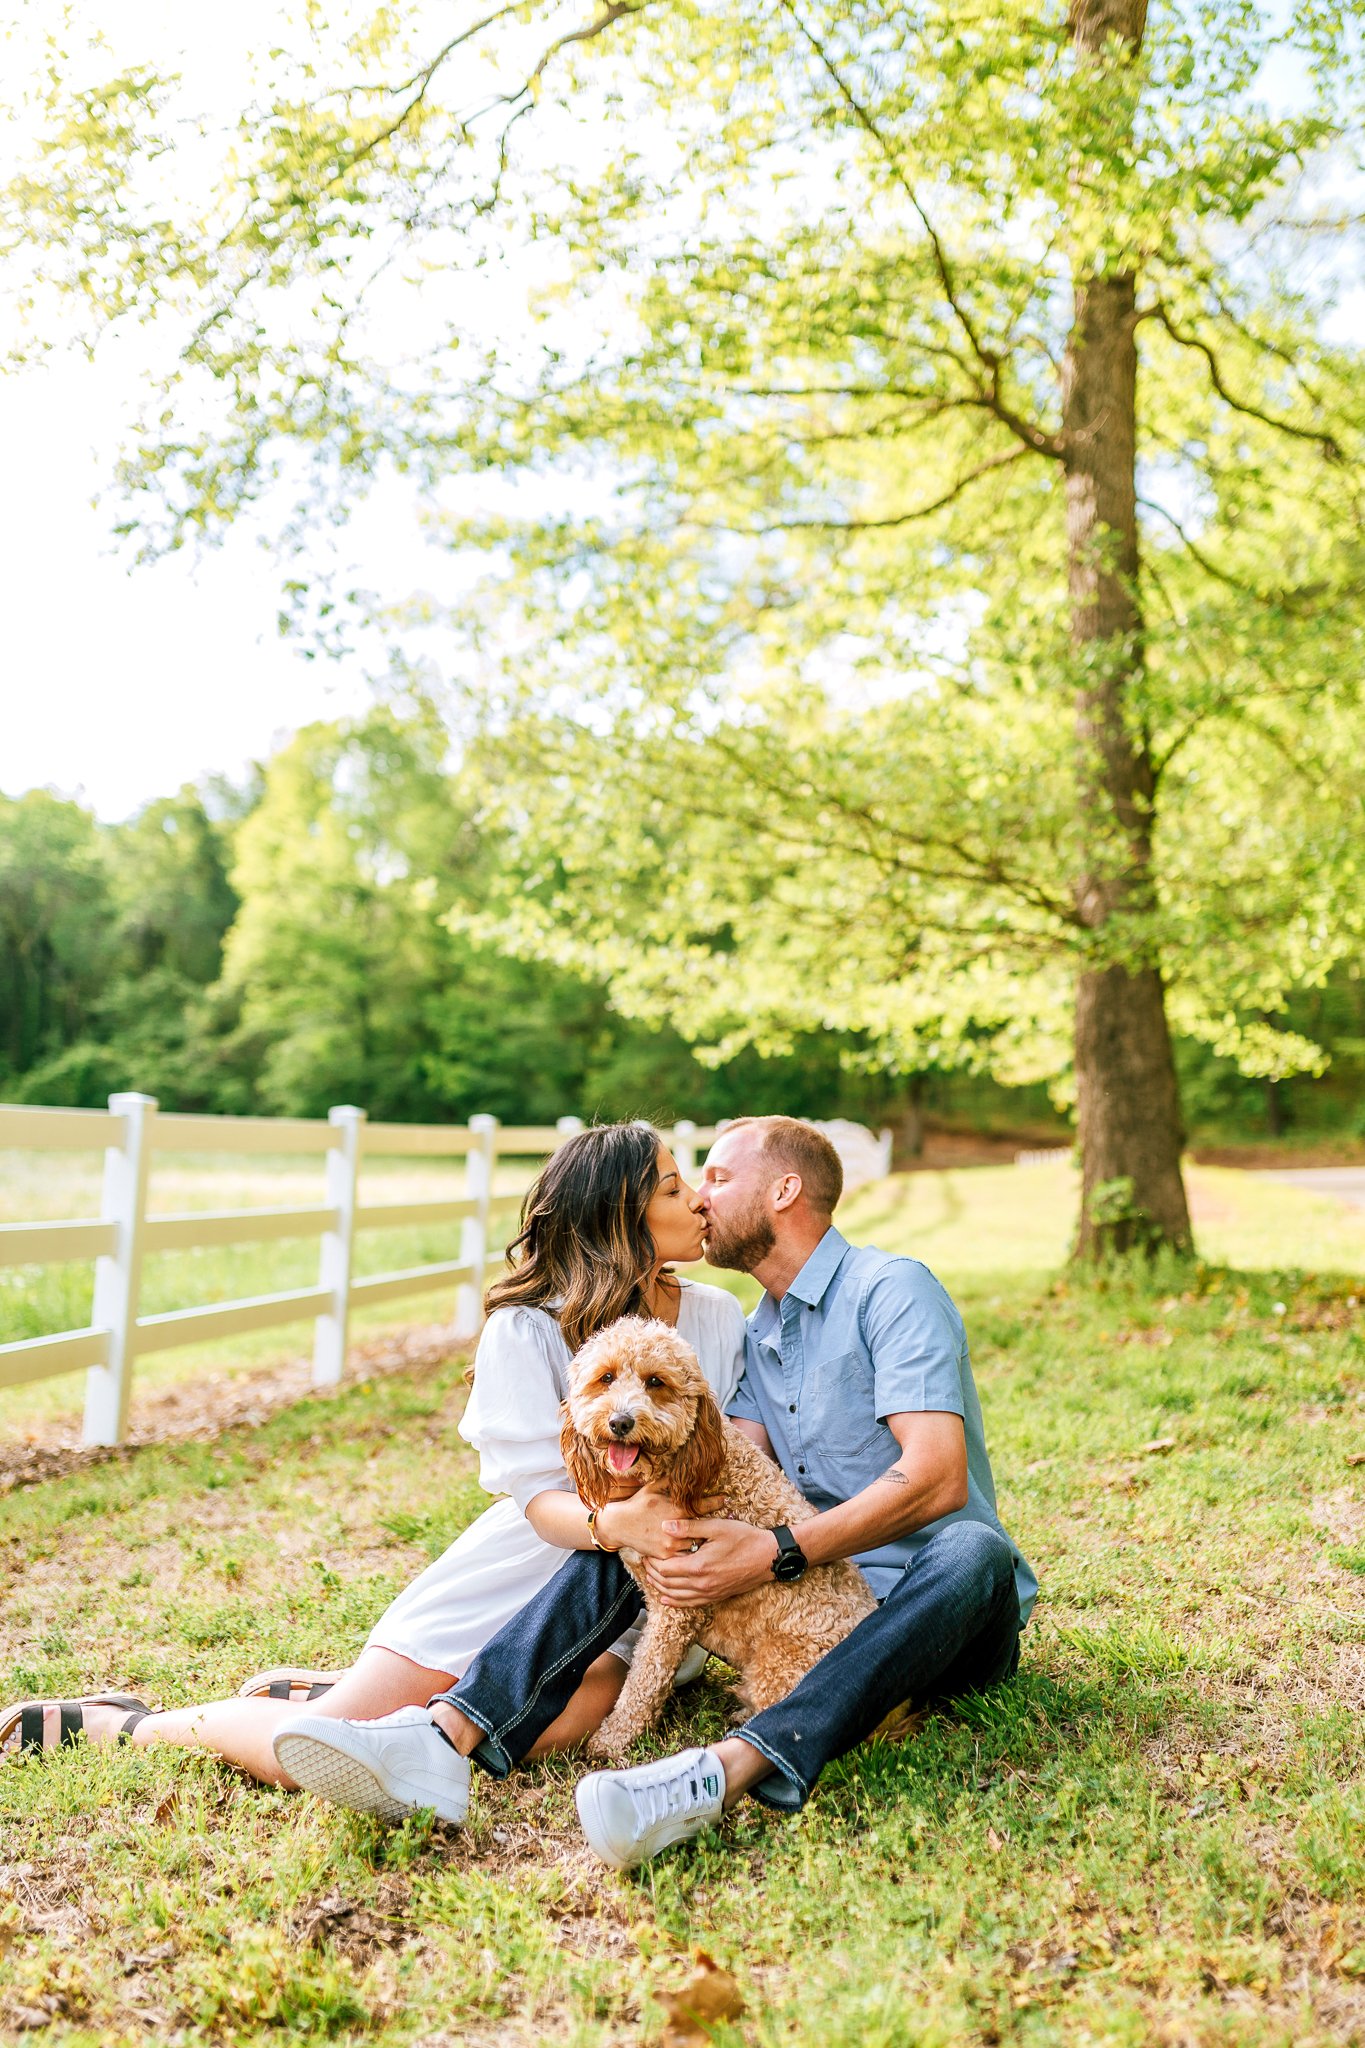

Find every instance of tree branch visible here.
[776,0,1064,462]
[1145,301,1345,460]
[704,444,1031,532]
[1137,496,1261,597]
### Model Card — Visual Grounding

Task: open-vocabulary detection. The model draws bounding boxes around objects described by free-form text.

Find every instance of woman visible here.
[3,1123,746,1781]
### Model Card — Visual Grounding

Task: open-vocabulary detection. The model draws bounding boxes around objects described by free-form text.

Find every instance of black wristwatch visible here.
[769,1524,809,1583]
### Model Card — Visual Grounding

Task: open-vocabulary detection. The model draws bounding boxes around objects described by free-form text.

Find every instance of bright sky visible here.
[0,0,476,823]
[0,355,398,821]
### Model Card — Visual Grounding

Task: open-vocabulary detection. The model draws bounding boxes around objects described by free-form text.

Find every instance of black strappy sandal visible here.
[1,1692,151,1757]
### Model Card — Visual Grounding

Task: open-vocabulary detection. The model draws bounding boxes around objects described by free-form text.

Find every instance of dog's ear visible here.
[561,1409,611,1510]
[668,1389,728,1519]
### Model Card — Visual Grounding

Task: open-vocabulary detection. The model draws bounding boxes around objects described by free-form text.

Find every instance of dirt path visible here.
[1256,1166,1365,1212]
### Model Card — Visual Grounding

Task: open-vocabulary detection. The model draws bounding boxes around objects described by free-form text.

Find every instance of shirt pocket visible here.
[813,1350,887,1464]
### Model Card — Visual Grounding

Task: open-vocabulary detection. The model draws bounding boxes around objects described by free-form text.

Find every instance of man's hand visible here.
[596,1489,724,1559]
[643,1517,779,1606]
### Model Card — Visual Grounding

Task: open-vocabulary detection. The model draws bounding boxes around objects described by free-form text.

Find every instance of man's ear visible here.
[772,1172,803,1214]
[560,1412,611,1509]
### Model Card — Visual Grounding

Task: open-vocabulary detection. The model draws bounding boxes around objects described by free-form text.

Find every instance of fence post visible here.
[671,1118,697,1179]
[877,1127,894,1177]
[556,1114,585,1143]
[454,1114,498,1341]
[83,1092,157,1448]
[312,1104,366,1387]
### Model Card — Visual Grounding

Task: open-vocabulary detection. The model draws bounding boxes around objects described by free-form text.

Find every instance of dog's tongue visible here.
[606,1443,640,1475]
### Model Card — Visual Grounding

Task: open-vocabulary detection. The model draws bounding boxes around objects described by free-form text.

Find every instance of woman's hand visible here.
[596,1488,724,1558]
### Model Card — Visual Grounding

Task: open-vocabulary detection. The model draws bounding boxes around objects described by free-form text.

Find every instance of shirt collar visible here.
[748,1227,851,1344]
[783,1226,850,1309]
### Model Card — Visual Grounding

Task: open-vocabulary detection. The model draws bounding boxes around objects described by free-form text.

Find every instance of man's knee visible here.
[926,1519,1016,1601]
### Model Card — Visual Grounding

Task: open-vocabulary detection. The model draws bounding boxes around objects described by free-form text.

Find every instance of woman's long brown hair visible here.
[484,1123,665,1353]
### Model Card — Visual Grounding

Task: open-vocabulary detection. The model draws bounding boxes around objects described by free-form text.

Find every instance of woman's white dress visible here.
[365,1279,748,1678]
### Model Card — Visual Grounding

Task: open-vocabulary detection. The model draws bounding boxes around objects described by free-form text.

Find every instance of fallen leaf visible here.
[1141,1437,1177,1456]
[986,1826,1004,1852]
[873,1701,928,1743]
[657,1950,744,2047]
[153,1788,180,1826]
[1346,1452,1365,1468]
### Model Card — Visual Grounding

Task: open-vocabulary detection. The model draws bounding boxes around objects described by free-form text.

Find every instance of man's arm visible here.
[643,1409,968,1607]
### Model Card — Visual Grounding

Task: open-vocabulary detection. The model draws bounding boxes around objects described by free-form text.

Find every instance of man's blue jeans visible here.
[434,1520,1022,1811]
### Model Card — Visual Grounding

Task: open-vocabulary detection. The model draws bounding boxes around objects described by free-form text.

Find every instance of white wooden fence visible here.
[0,1099,719,1448]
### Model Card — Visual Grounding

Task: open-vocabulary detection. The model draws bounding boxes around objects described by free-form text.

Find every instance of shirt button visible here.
[798,1464,806,1474]
[788,1403,796,1414]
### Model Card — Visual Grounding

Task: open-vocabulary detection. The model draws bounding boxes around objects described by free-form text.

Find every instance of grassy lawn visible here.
[0,1170,1362,2044]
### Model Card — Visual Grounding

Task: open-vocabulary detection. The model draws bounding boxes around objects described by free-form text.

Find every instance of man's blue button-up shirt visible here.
[727,1227,1037,1619]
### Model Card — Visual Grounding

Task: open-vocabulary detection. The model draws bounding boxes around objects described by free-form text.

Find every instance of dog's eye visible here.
[645,1375,664,1389]
[599,1371,615,1386]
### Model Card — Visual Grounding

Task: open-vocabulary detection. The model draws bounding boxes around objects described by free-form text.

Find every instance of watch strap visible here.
[770,1524,807,1577]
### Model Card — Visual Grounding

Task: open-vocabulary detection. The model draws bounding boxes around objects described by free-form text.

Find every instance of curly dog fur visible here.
[561,1316,876,1759]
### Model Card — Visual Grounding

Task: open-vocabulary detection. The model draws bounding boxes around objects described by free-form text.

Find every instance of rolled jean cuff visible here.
[426,1693,512,1779]
[726,1724,809,1813]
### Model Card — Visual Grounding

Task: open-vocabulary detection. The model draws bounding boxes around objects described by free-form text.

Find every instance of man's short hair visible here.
[724,1116,843,1216]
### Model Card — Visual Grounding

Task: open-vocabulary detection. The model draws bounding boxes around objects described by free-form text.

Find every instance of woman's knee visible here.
[314,1649,455,1719]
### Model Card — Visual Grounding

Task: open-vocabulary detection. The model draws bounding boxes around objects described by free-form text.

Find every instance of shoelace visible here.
[636,1760,713,1828]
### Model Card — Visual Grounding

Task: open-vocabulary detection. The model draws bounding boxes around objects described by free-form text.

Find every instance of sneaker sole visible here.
[274,1724,467,1826]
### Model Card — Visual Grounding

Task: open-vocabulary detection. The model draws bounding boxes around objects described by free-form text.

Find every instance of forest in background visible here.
[4,699,1361,1149]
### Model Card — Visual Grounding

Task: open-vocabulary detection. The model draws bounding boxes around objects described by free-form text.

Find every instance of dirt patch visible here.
[0,1323,473,1496]
[1191,1142,1365,1169]
[290,1880,417,1968]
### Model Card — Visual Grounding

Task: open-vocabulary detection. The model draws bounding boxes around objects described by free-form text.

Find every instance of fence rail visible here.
[0,1099,720,1446]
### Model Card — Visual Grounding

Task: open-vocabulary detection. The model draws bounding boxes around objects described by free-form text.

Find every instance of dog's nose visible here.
[608,1411,635,1439]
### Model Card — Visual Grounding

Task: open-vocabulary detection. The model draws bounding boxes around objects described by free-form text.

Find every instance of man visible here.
[276,1118,1036,1866]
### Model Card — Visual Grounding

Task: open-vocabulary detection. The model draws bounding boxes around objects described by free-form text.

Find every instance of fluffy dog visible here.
[561,1316,877,1758]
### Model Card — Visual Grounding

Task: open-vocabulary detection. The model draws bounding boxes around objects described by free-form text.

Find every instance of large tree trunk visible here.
[1064,0,1192,1257]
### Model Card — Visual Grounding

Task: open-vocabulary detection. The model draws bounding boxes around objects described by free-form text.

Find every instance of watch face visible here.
[772,1548,807,1582]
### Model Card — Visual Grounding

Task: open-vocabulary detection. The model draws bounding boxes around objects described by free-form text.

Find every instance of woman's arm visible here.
[523,1486,719,1558]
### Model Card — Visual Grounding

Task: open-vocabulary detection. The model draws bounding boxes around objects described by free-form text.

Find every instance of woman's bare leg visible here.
[30,1646,627,1786]
[65,1648,456,1786]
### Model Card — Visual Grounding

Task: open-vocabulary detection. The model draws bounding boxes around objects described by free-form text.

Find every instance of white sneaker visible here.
[576,1746,726,1869]
[273,1707,470,1825]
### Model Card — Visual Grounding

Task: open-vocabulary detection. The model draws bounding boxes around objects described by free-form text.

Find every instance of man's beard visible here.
[704,1197,776,1273]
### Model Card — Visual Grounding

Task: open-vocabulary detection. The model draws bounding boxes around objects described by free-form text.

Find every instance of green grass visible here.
[1,1165,1363,2044]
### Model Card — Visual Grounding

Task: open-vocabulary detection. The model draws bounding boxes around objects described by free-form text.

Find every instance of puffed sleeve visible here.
[701,1288,749,1411]
[457,1306,574,1512]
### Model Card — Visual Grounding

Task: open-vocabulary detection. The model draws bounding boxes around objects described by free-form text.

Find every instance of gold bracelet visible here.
[586,1506,617,1553]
